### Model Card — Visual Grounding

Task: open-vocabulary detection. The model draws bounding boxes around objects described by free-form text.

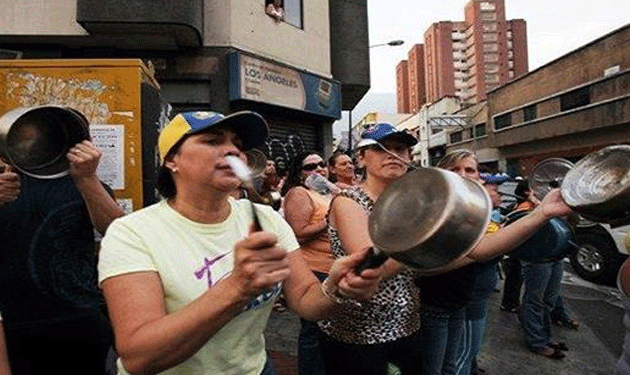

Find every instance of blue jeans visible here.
[261,357,277,375]
[419,307,465,375]
[298,271,327,375]
[520,260,563,349]
[453,261,497,375]
[454,316,487,375]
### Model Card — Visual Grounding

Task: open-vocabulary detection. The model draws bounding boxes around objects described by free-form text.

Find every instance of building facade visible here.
[407,44,426,113]
[478,23,630,177]
[396,60,410,113]
[397,0,528,111]
[0,0,370,182]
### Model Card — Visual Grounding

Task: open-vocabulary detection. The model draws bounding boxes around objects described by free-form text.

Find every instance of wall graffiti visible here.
[263,134,306,175]
[4,72,111,124]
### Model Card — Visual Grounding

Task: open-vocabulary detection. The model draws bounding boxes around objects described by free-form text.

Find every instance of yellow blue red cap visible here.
[158,111,268,162]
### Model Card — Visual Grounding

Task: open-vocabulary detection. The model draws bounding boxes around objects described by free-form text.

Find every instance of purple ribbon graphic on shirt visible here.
[194,253,228,287]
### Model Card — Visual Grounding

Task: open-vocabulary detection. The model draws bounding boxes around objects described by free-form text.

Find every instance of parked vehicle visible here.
[570,221,629,284]
[498,179,629,284]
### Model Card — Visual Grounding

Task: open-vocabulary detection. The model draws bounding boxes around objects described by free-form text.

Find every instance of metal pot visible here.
[504,210,575,262]
[0,105,90,179]
[361,167,491,273]
[561,145,630,226]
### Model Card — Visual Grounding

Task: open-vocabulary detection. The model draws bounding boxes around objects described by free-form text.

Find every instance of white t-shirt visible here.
[98,198,299,375]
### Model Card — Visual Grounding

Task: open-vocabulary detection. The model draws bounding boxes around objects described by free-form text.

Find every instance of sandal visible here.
[548,342,569,351]
[531,345,565,360]
[554,318,579,329]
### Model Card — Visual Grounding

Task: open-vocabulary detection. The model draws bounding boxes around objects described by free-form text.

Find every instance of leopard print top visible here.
[318,186,421,344]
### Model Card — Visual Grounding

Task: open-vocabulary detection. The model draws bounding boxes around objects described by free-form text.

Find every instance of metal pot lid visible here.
[560,145,630,224]
[530,158,575,200]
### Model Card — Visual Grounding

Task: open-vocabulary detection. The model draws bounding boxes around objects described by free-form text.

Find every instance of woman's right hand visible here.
[230,230,291,300]
[0,166,20,205]
[539,188,573,219]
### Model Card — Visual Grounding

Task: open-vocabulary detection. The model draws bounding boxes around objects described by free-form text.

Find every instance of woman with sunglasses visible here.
[282,151,337,375]
[97,112,383,375]
[318,123,422,375]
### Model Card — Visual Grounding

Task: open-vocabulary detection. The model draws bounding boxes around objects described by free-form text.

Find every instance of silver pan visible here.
[357,167,491,273]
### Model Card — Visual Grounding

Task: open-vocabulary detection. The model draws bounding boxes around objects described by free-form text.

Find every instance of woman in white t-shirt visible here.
[98,111,382,375]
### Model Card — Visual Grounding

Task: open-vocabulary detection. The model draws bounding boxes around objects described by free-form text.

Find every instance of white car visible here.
[570,221,629,284]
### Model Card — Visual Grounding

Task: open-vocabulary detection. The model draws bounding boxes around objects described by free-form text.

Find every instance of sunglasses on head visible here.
[302,161,326,171]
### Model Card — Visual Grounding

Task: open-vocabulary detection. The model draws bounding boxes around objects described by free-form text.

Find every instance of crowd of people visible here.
[0,107,621,375]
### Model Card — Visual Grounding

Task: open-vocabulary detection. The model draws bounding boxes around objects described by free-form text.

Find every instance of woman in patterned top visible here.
[318,123,422,375]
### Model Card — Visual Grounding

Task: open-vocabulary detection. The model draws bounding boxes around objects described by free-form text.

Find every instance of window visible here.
[560,87,590,111]
[450,131,463,143]
[266,0,302,28]
[494,113,512,130]
[482,22,497,32]
[523,105,537,122]
[475,123,486,137]
[480,2,496,10]
[483,33,498,42]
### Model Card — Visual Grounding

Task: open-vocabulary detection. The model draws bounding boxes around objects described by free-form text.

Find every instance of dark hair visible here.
[157,165,177,199]
[155,137,187,199]
[327,152,348,183]
[514,179,531,203]
[281,151,321,196]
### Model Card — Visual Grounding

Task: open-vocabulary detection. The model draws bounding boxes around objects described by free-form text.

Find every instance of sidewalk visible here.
[264,276,619,375]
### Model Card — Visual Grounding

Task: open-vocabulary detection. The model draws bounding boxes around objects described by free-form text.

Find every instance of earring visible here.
[171,168,178,173]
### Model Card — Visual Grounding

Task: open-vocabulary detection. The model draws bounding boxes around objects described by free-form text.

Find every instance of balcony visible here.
[77,0,203,48]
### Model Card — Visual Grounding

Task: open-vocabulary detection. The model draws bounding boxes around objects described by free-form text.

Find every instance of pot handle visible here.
[354,247,389,275]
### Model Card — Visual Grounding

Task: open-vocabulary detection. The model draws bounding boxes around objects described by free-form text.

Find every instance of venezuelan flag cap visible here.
[158,110,268,163]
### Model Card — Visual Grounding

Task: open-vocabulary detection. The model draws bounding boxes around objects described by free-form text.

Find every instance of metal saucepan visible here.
[561,145,630,226]
[356,167,492,273]
[0,105,90,179]
[503,210,575,262]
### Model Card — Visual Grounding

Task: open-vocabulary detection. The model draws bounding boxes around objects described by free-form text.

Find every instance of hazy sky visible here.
[333,0,630,136]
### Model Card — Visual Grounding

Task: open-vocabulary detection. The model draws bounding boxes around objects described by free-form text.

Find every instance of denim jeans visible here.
[520,260,563,349]
[501,255,523,308]
[298,271,328,375]
[454,316,487,375]
[319,330,423,375]
[419,307,465,375]
[261,357,277,375]
[453,260,497,375]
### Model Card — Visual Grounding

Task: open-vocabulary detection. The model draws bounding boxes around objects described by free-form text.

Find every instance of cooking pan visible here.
[0,105,90,179]
[356,167,492,273]
[561,145,630,226]
[503,210,575,262]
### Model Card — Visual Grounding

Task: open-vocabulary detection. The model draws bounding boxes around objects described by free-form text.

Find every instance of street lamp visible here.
[369,39,405,48]
[347,39,405,152]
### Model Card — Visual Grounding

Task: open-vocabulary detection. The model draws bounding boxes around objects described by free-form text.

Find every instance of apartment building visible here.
[397,0,528,111]
[0,0,370,163]
[407,44,426,113]
[396,60,410,113]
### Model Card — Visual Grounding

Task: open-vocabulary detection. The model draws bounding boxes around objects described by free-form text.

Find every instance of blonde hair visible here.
[437,149,478,170]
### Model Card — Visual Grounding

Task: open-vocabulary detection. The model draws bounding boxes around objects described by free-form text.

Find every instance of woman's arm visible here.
[328,195,403,279]
[283,187,327,244]
[419,189,573,275]
[68,140,125,234]
[282,249,382,321]
[102,231,290,375]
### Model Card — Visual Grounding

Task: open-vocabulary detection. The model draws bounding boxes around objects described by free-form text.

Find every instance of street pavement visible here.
[264,263,624,375]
